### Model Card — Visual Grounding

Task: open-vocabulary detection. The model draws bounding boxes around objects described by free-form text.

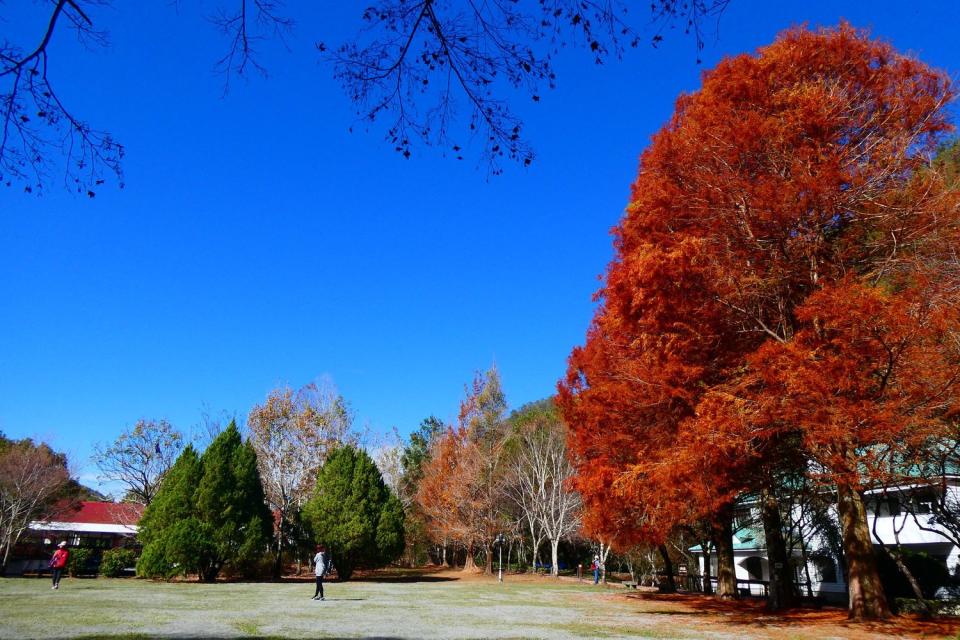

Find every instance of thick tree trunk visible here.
[713,511,738,599]
[462,544,477,571]
[658,544,677,593]
[836,483,890,620]
[550,538,560,577]
[760,486,795,611]
[700,540,713,595]
[199,563,220,583]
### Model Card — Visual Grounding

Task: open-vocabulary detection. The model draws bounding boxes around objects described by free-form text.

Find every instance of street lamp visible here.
[495,533,505,583]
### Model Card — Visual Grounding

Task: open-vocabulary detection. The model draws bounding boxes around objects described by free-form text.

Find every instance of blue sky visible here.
[2,1,958,491]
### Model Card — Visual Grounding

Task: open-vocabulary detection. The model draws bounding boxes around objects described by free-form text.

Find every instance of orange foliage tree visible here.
[415,367,511,573]
[559,23,959,620]
[415,425,462,565]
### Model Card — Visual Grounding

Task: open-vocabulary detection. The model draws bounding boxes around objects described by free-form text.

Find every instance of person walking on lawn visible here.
[50,542,69,590]
[312,544,330,601]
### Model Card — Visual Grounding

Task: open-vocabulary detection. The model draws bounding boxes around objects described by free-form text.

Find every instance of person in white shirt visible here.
[312,544,329,601]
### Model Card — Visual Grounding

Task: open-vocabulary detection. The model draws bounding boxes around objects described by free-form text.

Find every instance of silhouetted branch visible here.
[1,0,123,195]
[211,0,294,93]
[3,1,728,194]
[326,1,730,173]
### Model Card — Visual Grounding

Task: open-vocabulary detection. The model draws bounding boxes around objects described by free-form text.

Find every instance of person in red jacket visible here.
[49,541,69,590]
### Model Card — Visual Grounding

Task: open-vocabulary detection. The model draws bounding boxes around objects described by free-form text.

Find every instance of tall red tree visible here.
[560,23,958,620]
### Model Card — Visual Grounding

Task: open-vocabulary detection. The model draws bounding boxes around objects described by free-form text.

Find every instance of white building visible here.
[690,479,960,603]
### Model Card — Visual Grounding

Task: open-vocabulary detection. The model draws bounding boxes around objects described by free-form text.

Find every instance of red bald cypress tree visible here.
[560,23,959,620]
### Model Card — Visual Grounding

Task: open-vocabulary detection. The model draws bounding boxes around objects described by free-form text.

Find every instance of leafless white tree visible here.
[511,416,581,576]
[92,418,184,505]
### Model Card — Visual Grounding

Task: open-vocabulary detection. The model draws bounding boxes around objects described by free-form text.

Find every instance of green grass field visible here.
[0,573,954,639]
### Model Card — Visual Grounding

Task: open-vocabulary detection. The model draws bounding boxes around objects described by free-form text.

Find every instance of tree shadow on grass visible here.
[279,575,456,584]
[280,567,459,584]
[622,592,960,637]
[347,575,458,584]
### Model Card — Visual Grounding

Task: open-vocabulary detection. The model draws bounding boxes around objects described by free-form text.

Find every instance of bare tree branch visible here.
[1,0,123,195]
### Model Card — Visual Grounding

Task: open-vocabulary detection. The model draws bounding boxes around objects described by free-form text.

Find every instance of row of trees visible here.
[403,367,584,577]
[93,370,591,583]
[558,24,960,620]
[133,414,406,583]
[114,381,406,582]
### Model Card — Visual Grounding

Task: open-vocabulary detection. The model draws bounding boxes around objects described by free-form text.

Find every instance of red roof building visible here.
[9,502,144,575]
[32,500,143,535]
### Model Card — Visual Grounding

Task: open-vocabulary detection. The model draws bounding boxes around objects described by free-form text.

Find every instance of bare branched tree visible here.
[92,418,184,506]
[510,415,581,576]
[0,438,71,571]
[326,1,730,173]
[1,0,123,195]
[4,1,729,194]
[210,0,294,93]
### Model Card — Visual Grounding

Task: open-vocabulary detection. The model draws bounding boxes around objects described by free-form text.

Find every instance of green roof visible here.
[689,526,765,553]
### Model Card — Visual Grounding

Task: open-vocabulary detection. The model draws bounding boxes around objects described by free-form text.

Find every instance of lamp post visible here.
[495,533,505,583]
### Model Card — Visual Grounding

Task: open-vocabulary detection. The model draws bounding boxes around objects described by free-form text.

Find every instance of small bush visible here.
[894,597,960,616]
[67,548,93,577]
[100,548,138,578]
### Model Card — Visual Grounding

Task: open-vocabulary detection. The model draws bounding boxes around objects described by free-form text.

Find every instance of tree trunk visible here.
[713,511,738,599]
[836,482,890,620]
[798,532,814,598]
[658,544,676,593]
[273,516,285,579]
[1,535,12,574]
[701,540,713,595]
[462,544,477,571]
[483,543,493,574]
[760,486,795,611]
[599,541,611,584]
[550,538,560,577]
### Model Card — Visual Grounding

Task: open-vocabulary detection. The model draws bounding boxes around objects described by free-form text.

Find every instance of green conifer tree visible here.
[136,444,207,578]
[136,424,271,581]
[304,445,405,580]
[194,421,272,581]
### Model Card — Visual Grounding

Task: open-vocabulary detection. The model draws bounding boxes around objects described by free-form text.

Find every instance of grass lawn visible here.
[1,570,957,639]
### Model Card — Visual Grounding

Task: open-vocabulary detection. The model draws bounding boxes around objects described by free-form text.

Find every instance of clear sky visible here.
[2,1,958,491]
